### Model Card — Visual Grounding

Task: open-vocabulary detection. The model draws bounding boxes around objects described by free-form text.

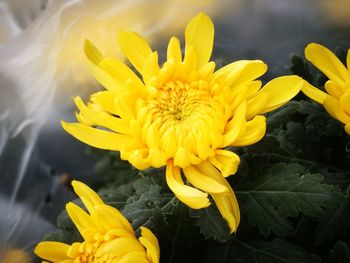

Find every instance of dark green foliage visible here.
[328,241,350,263]
[191,204,231,242]
[207,239,321,263]
[314,194,350,245]
[289,54,313,83]
[235,163,343,237]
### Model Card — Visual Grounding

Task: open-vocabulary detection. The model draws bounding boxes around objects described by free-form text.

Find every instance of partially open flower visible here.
[34,181,159,263]
[62,13,302,233]
[301,43,350,135]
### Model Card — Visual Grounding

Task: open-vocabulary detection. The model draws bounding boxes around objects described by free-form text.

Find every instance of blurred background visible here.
[0,0,349,261]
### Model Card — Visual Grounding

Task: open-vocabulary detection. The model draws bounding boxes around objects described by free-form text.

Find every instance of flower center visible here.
[136,80,226,165]
[148,81,211,123]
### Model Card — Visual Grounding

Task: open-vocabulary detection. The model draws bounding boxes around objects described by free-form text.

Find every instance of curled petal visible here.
[118,31,152,74]
[222,101,247,147]
[139,227,160,263]
[91,91,118,115]
[185,12,214,67]
[212,60,267,88]
[34,242,69,262]
[305,43,350,85]
[246,91,269,120]
[197,162,240,233]
[208,149,240,177]
[183,164,228,194]
[166,160,210,209]
[232,116,266,147]
[325,80,344,99]
[324,97,350,124]
[258,75,302,114]
[74,96,130,135]
[301,81,329,104]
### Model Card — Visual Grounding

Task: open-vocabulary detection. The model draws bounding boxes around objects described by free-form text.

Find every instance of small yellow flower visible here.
[34,181,159,263]
[302,43,350,135]
[62,13,302,233]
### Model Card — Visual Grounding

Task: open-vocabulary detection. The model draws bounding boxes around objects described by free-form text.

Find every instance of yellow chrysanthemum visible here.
[301,43,350,135]
[62,13,302,233]
[34,181,159,263]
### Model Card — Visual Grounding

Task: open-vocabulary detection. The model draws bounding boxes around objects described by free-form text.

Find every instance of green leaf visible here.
[314,194,350,245]
[289,54,313,83]
[191,204,231,242]
[246,101,350,187]
[235,163,343,237]
[328,241,350,263]
[207,238,321,263]
[91,150,139,188]
[122,176,174,230]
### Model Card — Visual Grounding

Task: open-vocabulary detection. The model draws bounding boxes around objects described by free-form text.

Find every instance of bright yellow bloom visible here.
[62,13,302,233]
[34,181,159,263]
[302,43,350,135]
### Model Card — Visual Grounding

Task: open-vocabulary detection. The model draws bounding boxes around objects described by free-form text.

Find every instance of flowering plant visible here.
[31,12,350,263]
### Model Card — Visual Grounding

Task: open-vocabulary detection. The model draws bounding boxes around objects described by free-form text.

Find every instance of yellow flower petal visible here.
[345,122,350,135]
[226,61,267,88]
[211,60,267,88]
[222,101,247,147]
[185,13,214,67]
[197,162,240,233]
[91,91,118,115]
[119,252,150,263]
[71,180,104,210]
[84,39,120,91]
[118,31,152,74]
[301,80,329,104]
[34,242,69,262]
[305,43,350,85]
[90,205,135,236]
[208,149,240,177]
[325,80,344,99]
[139,227,160,263]
[183,164,228,194]
[66,202,97,240]
[324,97,350,124]
[246,91,269,120]
[167,37,182,64]
[340,88,350,115]
[142,51,160,84]
[232,116,266,146]
[347,48,350,72]
[74,96,130,135]
[61,121,134,151]
[97,237,145,257]
[258,75,302,114]
[98,58,146,91]
[165,160,210,209]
